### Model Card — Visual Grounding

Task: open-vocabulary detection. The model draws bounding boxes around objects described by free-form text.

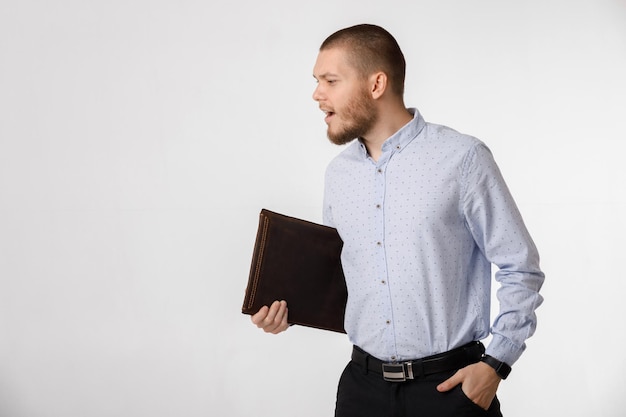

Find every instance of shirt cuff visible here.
[485,334,525,366]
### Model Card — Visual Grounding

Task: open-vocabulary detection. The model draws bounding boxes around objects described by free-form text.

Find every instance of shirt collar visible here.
[356,108,425,160]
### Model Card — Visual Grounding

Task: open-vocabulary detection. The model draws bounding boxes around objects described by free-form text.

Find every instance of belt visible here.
[351,341,485,382]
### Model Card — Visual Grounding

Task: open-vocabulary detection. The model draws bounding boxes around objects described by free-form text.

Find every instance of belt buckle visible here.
[382,362,414,382]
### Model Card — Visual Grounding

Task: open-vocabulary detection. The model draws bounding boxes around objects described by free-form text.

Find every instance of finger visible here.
[262,300,282,327]
[281,304,289,327]
[269,303,289,334]
[265,300,288,332]
[251,305,270,326]
[437,370,463,392]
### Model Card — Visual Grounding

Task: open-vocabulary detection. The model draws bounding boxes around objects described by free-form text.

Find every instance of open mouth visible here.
[324,110,335,124]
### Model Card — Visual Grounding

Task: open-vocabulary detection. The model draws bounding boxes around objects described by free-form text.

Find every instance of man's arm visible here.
[440,142,544,409]
[251,300,290,334]
[462,142,545,365]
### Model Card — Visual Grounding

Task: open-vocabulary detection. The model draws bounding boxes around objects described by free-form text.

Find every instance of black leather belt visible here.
[351,341,485,382]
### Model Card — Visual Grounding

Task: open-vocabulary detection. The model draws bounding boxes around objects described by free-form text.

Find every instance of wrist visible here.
[480,354,512,380]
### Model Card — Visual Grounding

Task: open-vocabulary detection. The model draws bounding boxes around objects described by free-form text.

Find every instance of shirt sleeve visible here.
[461,142,545,366]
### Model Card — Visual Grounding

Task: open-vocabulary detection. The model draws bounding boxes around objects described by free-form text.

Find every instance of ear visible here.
[370,72,388,99]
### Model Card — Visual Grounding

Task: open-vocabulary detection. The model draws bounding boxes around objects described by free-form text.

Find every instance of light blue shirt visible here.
[323,109,544,366]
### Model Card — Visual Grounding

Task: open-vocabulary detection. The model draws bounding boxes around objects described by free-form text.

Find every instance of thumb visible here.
[437,370,462,393]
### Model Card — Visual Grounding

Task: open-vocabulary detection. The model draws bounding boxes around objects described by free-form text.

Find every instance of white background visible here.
[1,1,625,416]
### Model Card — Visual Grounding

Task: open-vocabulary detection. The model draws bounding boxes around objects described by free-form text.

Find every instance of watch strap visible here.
[480,354,512,379]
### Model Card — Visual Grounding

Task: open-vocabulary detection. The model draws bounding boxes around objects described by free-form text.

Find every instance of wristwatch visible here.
[480,354,512,380]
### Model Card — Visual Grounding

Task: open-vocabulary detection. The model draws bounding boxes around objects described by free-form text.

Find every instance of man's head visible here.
[320,24,406,97]
[312,24,406,145]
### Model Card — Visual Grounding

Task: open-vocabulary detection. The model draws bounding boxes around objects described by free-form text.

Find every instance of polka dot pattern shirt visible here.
[323,109,544,364]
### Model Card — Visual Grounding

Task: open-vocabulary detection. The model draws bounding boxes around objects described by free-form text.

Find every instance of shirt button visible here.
[376,204,381,209]
[377,168,383,173]
[377,241,382,246]
[391,356,396,361]
[386,320,391,325]
[381,280,386,285]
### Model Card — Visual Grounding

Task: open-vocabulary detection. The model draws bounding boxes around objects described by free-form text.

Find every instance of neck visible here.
[361,103,413,161]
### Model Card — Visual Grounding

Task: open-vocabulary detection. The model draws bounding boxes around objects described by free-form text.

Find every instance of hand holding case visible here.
[242,209,347,333]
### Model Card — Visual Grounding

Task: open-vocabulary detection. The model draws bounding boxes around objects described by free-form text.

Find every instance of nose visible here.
[312,83,323,102]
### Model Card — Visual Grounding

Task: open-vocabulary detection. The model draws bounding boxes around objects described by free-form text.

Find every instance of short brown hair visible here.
[320,24,406,96]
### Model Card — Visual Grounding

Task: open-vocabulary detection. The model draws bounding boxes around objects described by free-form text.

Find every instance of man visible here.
[252,24,544,417]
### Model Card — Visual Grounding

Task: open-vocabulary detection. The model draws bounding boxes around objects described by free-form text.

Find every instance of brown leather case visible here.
[242,209,347,333]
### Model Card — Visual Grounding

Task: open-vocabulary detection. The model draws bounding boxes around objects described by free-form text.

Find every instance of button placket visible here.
[374,160,395,354]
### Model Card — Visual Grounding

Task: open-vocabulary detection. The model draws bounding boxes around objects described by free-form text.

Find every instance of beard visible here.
[327,88,377,146]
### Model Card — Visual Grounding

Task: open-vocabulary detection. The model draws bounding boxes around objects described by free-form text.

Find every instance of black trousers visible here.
[334,360,503,417]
